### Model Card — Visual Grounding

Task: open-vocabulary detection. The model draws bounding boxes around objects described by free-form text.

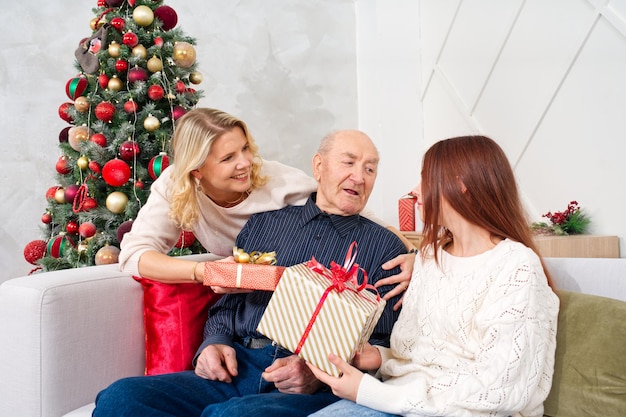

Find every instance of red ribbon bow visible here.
[294,242,379,355]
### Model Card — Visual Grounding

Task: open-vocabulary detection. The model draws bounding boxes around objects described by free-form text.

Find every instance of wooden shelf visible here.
[402,233,620,258]
[532,235,620,258]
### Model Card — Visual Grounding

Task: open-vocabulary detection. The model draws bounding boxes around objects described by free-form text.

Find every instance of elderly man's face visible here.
[312,131,379,216]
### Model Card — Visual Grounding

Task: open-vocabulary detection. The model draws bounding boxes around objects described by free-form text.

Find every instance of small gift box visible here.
[203,248,285,291]
[257,243,386,376]
[398,193,417,231]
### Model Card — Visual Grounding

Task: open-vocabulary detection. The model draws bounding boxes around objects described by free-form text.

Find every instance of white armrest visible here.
[0,264,144,417]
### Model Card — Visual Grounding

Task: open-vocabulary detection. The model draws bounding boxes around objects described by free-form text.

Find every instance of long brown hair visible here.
[419,135,553,287]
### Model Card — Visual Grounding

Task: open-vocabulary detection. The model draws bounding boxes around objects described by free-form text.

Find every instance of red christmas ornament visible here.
[115,59,129,73]
[83,197,98,211]
[128,0,136,6]
[41,212,52,224]
[56,156,72,174]
[97,0,107,7]
[95,102,116,122]
[90,133,107,147]
[175,80,186,94]
[59,126,71,143]
[123,99,139,113]
[24,240,47,265]
[154,6,178,31]
[98,73,109,89]
[135,179,144,189]
[153,36,164,47]
[110,17,125,31]
[58,102,73,123]
[147,85,164,101]
[79,221,97,238]
[102,158,131,186]
[122,32,139,47]
[66,220,79,235]
[89,160,101,174]
[47,234,74,258]
[116,220,134,243]
[65,76,88,100]
[148,153,170,180]
[119,140,141,161]
[172,106,187,121]
[175,230,196,248]
[105,0,123,6]
[46,186,62,200]
[127,67,149,84]
[64,184,80,204]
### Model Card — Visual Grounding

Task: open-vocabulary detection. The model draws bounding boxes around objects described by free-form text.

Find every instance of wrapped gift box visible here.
[257,262,386,376]
[398,194,417,231]
[203,262,285,291]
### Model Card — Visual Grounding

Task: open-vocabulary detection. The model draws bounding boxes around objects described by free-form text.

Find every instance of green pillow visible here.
[544,290,626,417]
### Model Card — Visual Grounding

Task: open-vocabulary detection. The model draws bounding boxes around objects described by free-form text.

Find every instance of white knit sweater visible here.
[357,239,559,417]
[118,160,318,276]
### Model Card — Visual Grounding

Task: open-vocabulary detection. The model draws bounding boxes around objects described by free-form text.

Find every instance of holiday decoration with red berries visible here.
[27,0,206,273]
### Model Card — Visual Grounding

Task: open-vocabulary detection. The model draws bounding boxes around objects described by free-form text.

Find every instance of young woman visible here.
[308,135,560,417]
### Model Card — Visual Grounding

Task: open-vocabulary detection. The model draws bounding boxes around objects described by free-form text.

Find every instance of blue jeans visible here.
[309,399,400,417]
[93,342,339,417]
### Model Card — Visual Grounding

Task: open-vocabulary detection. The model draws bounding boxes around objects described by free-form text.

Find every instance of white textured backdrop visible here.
[0,0,367,281]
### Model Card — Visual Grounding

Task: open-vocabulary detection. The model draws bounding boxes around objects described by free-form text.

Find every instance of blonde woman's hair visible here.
[167,108,267,230]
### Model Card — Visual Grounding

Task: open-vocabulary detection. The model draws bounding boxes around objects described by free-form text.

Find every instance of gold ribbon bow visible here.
[232,246,277,265]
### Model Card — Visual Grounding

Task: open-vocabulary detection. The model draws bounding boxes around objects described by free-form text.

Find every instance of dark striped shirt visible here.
[200,193,406,352]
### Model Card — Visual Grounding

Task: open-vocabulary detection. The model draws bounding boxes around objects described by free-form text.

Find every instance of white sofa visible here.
[1,256,625,417]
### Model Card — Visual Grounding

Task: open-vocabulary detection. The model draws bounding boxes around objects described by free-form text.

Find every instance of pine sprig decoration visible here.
[531,201,591,236]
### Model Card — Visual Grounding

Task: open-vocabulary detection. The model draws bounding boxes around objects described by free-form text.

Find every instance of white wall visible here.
[419,0,626,256]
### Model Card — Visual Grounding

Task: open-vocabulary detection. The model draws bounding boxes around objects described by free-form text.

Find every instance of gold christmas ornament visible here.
[95,245,121,266]
[77,156,89,170]
[108,41,121,58]
[108,76,123,92]
[147,55,163,73]
[172,42,196,68]
[106,191,128,214]
[55,187,66,204]
[131,44,147,59]
[143,115,160,132]
[68,125,92,151]
[189,71,203,84]
[74,96,90,113]
[90,17,107,30]
[133,5,154,27]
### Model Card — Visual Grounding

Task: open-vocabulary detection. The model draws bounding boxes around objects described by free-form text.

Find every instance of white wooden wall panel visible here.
[420,0,626,256]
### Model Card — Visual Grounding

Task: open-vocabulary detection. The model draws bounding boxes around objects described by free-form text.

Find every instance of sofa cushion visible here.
[135,278,221,375]
[543,290,626,416]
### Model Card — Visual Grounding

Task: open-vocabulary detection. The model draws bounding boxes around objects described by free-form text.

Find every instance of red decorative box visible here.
[203,262,285,291]
[398,194,417,231]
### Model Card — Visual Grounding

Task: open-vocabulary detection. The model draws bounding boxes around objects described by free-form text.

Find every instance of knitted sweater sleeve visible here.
[356,248,559,417]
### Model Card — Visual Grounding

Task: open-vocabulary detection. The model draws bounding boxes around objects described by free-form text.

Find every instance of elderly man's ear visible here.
[312,153,322,182]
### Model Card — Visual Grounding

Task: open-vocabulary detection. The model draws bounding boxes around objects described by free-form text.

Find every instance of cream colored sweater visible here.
[118,160,317,276]
[357,239,559,417]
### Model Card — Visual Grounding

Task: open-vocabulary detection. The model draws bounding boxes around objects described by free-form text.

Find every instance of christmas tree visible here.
[23,0,206,272]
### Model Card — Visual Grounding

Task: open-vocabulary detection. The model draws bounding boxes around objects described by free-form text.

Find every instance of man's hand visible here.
[306,353,364,402]
[262,354,323,394]
[377,252,416,310]
[194,344,238,382]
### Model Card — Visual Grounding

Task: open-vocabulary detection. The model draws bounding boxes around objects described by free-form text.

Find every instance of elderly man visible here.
[93,130,408,417]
